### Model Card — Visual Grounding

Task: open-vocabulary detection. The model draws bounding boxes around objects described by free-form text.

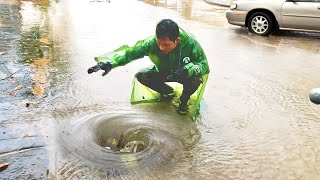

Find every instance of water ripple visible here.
[57,111,200,178]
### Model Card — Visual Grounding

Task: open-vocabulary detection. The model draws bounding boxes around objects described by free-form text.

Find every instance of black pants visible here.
[135,71,202,104]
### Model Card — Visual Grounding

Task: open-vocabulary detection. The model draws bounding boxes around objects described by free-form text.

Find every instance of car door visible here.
[281,0,320,31]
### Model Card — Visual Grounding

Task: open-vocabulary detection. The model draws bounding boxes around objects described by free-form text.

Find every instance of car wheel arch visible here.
[245,9,278,29]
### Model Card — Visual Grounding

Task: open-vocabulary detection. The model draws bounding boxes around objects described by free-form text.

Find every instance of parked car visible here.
[226,0,320,36]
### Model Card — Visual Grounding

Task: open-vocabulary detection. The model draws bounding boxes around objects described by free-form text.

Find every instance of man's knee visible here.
[191,77,202,87]
[135,72,151,85]
[181,76,202,87]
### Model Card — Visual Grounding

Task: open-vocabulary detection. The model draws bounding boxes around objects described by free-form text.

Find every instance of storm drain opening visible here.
[95,126,150,153]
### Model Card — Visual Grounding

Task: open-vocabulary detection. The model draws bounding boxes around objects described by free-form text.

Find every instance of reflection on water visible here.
[143,0,229,26]
[1,0,320,179]
[17,1,53,96]
[0,1,52,179]
[232,28,320,54]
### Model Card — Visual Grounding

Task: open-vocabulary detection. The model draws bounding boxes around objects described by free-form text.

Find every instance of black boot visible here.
[178,99,188,115]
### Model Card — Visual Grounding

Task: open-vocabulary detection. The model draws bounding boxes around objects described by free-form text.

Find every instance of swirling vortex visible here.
[58,111,201,178]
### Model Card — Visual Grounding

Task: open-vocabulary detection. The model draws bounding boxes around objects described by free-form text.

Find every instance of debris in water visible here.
[25,102,39,108]
[8,85,22,95]
[0,163,10,172]
[120,141,144,153]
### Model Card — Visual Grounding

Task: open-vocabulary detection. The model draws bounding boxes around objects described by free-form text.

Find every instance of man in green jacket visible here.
[88,19,210,114]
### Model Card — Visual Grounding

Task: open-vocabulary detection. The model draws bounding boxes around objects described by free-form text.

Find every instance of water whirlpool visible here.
[58,111,201,178]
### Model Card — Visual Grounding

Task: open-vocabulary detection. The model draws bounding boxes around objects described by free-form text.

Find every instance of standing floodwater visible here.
[0,0,319,179]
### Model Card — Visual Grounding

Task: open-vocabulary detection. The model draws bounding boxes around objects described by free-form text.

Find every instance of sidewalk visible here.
[204,0,231,7]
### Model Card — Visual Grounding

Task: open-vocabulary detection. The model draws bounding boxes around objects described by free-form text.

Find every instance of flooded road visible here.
[0,0,319,179]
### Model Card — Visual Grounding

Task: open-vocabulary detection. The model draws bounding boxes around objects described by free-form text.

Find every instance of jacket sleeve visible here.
[95,36,155,68]
[184,40,210,77]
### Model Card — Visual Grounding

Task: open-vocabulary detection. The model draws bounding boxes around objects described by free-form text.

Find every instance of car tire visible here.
[248,12,273,36]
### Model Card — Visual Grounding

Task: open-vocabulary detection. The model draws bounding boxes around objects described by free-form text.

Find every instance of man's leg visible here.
[178,76,203,114]
[135,71,174,95]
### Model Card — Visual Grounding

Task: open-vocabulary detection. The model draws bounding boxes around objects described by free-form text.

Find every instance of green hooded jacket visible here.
[94,28,210,119]
[95,28,210,77]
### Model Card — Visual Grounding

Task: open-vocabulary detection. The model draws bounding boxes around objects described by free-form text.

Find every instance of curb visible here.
[204,0,231,7]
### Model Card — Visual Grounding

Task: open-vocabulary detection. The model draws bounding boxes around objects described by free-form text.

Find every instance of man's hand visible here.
[87,64,101,74]
[87,62,112,76]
